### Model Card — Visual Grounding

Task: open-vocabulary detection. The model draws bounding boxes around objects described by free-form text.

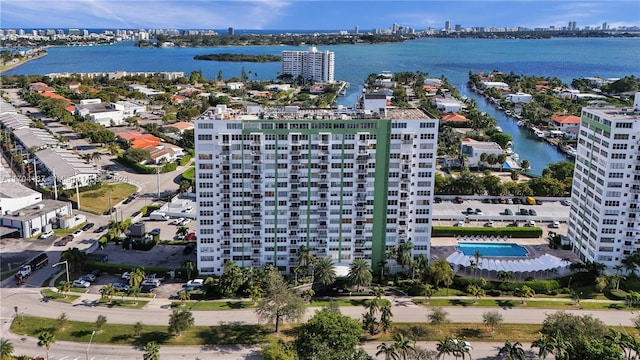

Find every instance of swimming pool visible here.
[457,242,528,257]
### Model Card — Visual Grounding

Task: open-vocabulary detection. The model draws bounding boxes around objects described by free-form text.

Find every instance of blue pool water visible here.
[458,242,528,257]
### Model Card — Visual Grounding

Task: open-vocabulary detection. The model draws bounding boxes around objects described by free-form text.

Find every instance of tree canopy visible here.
[295,307,364,360]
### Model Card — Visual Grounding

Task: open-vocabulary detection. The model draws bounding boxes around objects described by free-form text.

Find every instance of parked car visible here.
[454,220,464,227]
[141,279,161,287]
[434,197,442,204]
[184,279,204,291]
[484,221,494,227]
[185,232,196,241]
[507,221,519,227]
[103,207,116,215]
[513,198,522,204]
[55,235,73,246]
[82,223,95,231]
[520,209,529,216]
[72,279,90,288]
[121,272,130,280]
[94,226,107,233]
[111,282,129,292]
[172,217,185,225]
[181,218,192,226]
[150,228,161,234]
[506,198,513,204]
[504,209,513,215]
[90,269,103,277]
[528,209,537,216]
[475,208,483,215]
[551,221,560,228]
[39,230,55,239]
[525,220,536,227]
[140,285,155,293]
[72,229,83,238]
[79,274,96,283]
[561,200,571,206]
[466,207,473,215]
[454,196,463,204]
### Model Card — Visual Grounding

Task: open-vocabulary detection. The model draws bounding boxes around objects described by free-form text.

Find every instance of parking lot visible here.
[432,196,570,225]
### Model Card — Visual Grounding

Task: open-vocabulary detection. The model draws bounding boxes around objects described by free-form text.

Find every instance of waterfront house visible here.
[505,92,533,104]
[550,115,581,131]
[435,97,463,113]
[362,93,388,113]
[460,139,504,168]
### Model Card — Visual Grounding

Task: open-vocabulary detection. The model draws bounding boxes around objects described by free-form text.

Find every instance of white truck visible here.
[15,253,49,284]
[149,211,170,221]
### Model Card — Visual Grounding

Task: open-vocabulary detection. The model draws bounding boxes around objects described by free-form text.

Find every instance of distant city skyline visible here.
[2,1,639,31]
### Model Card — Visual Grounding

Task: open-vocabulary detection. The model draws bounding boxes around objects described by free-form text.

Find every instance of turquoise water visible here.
[458,242,529,257]
[6,37,639,175]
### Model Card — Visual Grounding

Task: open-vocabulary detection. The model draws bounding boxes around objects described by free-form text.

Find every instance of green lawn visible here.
[79,183,137,214]
[11,315,270,346]
[95,298,149,309]
[182,167,195,181]
[11,315,637,347]
[41,289,80,303]
[171,300,254,310]
[414,298,631,310]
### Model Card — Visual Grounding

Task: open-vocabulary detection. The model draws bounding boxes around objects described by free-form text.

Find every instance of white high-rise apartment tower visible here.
[195,107,438,275]
[568,93,640,270]
[281,47,335,83]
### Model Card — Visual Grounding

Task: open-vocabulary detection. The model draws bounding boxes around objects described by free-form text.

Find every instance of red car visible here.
[55,235,73,246]
[185,232,196,241]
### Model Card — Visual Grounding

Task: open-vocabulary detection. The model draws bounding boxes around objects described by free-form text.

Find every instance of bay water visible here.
[6,37,640,175]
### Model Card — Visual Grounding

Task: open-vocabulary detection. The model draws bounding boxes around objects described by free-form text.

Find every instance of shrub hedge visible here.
[432,226,543,238]
[179,154,192,166]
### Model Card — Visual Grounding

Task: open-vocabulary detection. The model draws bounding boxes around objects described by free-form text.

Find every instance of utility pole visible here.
[156,167,160,200]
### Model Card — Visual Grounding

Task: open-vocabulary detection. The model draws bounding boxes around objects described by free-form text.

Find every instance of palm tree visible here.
[436,337,455,359]
[380,302,393,334]
[422,284,435,304]
[531,333,553,359]
[396,241,414,273]
[297,245,316,280]
[37,331,55,360]
[143,341,160,360]
[515,285,535,304]
[376,342,400,360]
[128,286,141,304]
[348,258,372,292]
[392,333,415,360]
[129,267,146,287]
[178,290,191,305]
[61,247,87,273]
[182,260,196,280]
[314,257,336,286]
[100,283,115,302]
[362,311,379,336]
[0,338,14,359]
[499,340,526,360]
[550,331,572,360]
[61,281,72,298]
[176,226,189,238]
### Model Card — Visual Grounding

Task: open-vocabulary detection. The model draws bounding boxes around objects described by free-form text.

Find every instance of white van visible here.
[149,212,170,221]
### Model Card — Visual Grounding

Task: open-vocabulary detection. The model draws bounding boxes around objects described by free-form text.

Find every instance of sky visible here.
[2,0,639,31]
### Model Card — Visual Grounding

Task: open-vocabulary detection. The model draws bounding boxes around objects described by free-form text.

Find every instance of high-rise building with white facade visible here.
[567,93,640,270]
[281,47,335,83]
[195,107,438,275]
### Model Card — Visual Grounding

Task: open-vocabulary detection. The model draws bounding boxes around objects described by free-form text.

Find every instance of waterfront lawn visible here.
[79,183,137,214]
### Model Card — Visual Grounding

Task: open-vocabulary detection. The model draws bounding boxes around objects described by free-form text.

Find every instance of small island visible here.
[193,53,281,62]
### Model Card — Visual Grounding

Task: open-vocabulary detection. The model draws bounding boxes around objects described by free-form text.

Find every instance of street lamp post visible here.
[52,260,69,284]
[86,330,96,360]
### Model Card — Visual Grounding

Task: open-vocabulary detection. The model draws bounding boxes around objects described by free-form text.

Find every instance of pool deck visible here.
[430,236,578,264]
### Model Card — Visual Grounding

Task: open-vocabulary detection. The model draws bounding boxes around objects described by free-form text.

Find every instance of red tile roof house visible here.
[550,115,581,130]
[441,112,469,124]
[117,131,183,164]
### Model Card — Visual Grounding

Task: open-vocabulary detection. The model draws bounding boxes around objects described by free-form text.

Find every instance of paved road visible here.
[0,286,632,359]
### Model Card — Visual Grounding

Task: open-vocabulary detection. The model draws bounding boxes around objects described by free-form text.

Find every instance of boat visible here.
[534,130,545,139]
[517,121,525,127]
[505,110,512,116]
[495,126,503,132]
